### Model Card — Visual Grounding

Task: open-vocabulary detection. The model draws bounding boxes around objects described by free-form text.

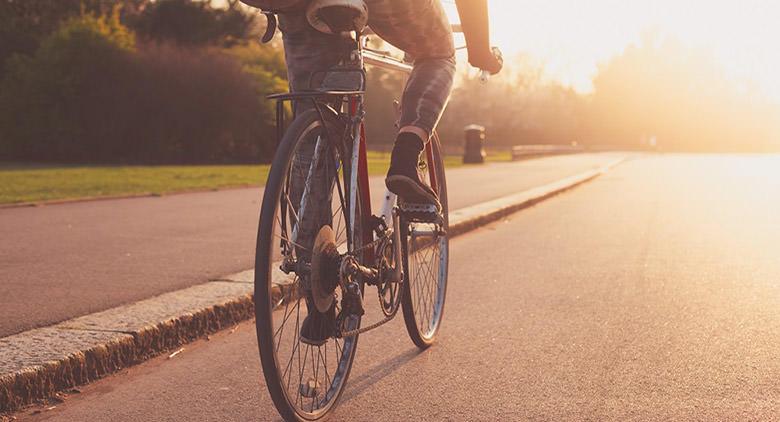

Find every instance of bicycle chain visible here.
[337,233,402,338]
[335,210,443,337]
[339,284,403,338]
[351,232,387,256]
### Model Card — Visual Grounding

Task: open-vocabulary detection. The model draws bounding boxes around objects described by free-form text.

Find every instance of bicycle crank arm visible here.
[340,255,379,285]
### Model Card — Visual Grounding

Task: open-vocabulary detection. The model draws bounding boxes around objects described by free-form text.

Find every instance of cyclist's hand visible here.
[469,46,503,75]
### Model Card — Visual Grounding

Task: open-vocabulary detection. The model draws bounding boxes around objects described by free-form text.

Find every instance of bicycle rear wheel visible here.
[400,133,450,349]
[255,109,363,421]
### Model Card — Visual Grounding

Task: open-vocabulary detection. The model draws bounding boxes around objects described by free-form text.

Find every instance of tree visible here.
[130,0,257,47]
[0,0,146,74]
[588,35,780,151]
[0,10,135,161]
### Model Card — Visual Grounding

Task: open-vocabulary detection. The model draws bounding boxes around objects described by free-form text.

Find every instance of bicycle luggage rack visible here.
[267,89,365,147]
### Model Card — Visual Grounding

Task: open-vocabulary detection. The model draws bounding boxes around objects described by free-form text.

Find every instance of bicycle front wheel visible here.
[401,133,450,349]
[255,109,362,421]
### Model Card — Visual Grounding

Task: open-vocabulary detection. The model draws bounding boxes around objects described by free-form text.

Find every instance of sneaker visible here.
[300,303,336,346]
[385,141,440,209]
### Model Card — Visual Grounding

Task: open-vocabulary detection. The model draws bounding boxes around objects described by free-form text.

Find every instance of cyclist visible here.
[271,0,502,207]
[242,0,502,344]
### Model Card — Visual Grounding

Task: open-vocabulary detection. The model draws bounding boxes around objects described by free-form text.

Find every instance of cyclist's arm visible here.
[454,0,502,74]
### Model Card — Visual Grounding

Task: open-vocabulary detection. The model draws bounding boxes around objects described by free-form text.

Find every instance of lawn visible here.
[0,151,509,205]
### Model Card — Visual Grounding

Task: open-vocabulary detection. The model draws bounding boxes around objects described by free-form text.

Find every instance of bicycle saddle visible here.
[306,0,368,34]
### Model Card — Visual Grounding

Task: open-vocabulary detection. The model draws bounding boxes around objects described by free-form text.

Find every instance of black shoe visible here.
[385,137,440,209]
[300,303,336,346]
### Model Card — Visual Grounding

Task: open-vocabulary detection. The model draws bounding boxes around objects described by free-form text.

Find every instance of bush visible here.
[0,10,135,161]
[120,43,277,163]
[0,10,280,164]
[0,0,146,76]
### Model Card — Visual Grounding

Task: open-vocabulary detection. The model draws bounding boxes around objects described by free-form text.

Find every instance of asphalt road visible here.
[17,154,780,421]
[0,153,620,337]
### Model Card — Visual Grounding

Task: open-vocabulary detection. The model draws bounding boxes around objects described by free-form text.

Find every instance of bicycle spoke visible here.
[284,193,301,226]
[321,345,332,392]
[258,111,364,419]
[408,228,443,336]
[274,296,295,354]
[272,230,312,253]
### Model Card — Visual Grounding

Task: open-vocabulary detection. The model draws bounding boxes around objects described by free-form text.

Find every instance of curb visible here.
[0,157,624,413]
[0,184,260,210]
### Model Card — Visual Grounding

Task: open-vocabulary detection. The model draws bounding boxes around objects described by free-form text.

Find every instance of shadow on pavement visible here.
[340,346,425,404]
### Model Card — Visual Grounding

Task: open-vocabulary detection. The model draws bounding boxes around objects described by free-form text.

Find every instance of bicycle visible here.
[254,16,492,421]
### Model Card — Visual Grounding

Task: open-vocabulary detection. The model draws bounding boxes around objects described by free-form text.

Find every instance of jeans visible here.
[279,0,456,138]
[279,1,456,257]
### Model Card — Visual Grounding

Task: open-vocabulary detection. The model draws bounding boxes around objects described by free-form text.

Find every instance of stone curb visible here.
[0,157,624,414]
[0,185,259,210]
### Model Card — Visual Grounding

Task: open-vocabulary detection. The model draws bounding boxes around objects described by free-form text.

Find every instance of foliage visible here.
[588,36,780,151]
[438,41,780,152]
[223,41,288,95]
[129,0,258,46]
[0,11,136,161]
[363,66,405,146]
[438,56,586,149]
[123,43,277,163]
[0,9,279,164]
[0,0,146,74]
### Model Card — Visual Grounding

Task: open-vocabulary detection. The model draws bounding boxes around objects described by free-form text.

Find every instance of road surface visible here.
[16,154,780,420]
[0,153,619,337]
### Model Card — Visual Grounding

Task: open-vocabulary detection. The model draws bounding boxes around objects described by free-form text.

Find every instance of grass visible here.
[0,150,510,205]
[0,164,271,205]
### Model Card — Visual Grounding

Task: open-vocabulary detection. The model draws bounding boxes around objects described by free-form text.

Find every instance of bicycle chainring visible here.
[376,238,402,316]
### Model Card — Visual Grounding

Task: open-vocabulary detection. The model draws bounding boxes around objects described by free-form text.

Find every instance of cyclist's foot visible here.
[385,133,441,209]
[300,303,336,346]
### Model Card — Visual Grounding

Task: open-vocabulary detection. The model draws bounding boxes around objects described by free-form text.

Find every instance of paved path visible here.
[16,154,780,421]
[0,153,621,337]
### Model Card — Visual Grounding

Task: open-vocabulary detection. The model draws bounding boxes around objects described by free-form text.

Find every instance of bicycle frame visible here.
[358,39,442,233]
[268,33,444,266]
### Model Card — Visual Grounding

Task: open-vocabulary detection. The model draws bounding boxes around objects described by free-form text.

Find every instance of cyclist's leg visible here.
[279,10,344,254]
[367,0,456,204]
[279,10,344,342]
[367,0,456,140]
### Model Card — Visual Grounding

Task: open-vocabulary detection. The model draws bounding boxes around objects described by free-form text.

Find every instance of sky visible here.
[470,0,780,102]
[224,0,780,103]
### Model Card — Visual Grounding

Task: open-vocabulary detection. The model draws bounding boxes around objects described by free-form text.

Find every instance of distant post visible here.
[463,124,486,164]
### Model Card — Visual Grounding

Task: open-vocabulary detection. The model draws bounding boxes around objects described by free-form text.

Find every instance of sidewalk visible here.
[0,153,624,339]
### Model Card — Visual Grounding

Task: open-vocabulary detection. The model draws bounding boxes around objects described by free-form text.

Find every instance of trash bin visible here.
[463,124,486,164]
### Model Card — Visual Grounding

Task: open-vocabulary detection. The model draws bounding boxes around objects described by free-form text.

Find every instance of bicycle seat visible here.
[307,0,368,34]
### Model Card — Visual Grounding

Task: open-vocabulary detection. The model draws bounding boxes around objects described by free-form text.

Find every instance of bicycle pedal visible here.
[398,202,443,224]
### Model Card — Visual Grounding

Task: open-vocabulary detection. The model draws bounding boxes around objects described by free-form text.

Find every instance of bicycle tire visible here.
[400,133,450,349]
[255,109,363,421]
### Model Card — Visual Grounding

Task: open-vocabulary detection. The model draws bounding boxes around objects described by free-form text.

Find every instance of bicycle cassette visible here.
[310,225,341,313]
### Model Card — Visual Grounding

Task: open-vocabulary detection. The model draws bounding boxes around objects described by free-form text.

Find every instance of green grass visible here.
[0,151,510,205]
[0,164,272,204]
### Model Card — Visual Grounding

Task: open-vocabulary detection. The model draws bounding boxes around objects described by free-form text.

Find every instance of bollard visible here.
[463,124,486,164]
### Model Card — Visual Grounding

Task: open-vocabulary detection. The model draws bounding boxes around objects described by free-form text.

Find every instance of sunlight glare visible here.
[482,0,780,102]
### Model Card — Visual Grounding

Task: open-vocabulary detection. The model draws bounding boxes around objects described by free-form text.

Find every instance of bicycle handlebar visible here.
[477,47,503,84]
[479,70,491,83]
